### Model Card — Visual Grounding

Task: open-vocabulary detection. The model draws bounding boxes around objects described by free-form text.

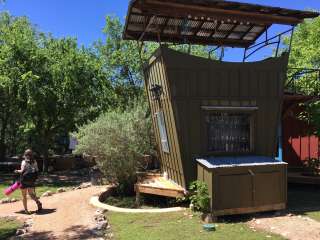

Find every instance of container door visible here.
[217,173,253,210]
[254,171,284,206]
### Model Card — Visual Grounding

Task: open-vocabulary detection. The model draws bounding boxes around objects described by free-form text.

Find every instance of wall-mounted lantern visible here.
[150,84,163,101]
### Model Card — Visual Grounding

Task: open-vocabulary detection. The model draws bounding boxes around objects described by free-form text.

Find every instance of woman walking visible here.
[15,149,42,214]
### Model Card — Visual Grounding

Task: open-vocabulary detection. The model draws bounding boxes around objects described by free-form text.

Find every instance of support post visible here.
[135,185,141,207]
[277,122,283,162]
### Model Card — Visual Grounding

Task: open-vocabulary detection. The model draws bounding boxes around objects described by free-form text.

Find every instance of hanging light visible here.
[150,84,163,101]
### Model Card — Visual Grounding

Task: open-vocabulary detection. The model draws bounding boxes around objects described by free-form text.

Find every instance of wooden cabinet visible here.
[197,158,287,216]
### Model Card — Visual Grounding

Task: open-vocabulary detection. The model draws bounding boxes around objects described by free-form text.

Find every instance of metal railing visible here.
[285,68,320,96]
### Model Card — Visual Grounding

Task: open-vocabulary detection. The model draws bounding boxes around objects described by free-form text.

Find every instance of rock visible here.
[95,216,106,222]
[10,198,18,203]
[105,232,114,239]
[255,220,261,225]
[202,213,214,223]
[287,213,294,217]
[41,191,53,197]
[266,235,272,238]
[56,188,66,193]
[16,228,26,235]
[0,198,11,204]
[95,209,107,214]
[189,203,194,211]
[96,221,107,230]
[80,182,92,188]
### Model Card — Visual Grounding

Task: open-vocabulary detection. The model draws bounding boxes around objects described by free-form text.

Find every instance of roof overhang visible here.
[123,0,319,48]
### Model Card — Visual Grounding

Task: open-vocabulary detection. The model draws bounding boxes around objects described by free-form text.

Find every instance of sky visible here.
[0,0,319,61]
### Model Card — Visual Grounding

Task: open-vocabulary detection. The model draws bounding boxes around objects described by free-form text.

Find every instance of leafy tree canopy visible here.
[286,16,320,136]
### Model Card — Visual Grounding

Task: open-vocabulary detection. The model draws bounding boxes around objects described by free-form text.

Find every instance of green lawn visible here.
[0,182,70,200]
[288,184,320,221]
[0,218,22,240]
[106,211,284,240]
[0,174,82,200]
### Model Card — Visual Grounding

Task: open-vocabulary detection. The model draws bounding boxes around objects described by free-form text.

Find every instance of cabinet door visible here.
[217,173,253,210]
[254,171,284,206]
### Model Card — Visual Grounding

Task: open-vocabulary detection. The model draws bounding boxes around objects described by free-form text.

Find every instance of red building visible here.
[282,94,319,167]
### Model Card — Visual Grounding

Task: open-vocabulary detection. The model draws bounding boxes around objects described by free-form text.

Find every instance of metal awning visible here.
[123,0,319,47]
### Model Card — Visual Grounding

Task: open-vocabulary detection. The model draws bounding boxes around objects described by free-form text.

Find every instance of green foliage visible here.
[303,158,320,176]
[95,16,211,107]
[284,16,320,135]
[0,13,114,167]
[289,17,320,70]
[0,12,37,158]
[0,13,210,166]
[75,99,156,195]
[188,181,211,213]
[298,101,320,136]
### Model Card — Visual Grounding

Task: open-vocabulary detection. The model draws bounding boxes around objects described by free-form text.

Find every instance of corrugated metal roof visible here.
[123,0,319,47]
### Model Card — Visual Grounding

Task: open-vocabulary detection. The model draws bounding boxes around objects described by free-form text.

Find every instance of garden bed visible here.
[90,187,186,213]
[105,194,187,209]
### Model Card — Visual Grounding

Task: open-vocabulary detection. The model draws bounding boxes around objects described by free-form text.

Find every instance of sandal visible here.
[24,210,31,215]
[36,201,43,212]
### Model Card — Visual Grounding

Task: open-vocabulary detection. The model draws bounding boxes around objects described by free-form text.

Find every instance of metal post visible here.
[276,122,283,162]
[288,27,295,54]
[243,48,247,62]
[275,35,281,57]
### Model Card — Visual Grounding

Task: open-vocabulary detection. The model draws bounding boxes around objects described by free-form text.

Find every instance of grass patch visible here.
[0,174,81,200]
[106,211,284,240]
[0,218,22,240]
[0,182,72,200]
[288,183,320,221]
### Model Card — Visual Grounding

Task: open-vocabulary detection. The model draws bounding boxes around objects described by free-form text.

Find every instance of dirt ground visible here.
[248,213,320,240]
[0,186,106,240]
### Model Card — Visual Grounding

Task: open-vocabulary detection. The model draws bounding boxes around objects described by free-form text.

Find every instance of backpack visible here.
[21,161,38,184]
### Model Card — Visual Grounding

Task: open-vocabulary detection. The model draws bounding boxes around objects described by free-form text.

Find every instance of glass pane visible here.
[207,112,251,153]
[156,111,170,153]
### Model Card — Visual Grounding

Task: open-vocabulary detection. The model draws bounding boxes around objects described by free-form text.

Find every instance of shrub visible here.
[75,99,156,195]
[188,181,211,213]
[304,158,320,176]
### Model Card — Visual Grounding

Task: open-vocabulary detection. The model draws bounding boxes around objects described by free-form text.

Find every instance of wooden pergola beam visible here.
[138,16,156,42]
[125,30,254,47]
[137,0,304,26]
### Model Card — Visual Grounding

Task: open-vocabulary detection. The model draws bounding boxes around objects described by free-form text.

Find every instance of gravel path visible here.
[248,214,320,240]
[0,186,106,240]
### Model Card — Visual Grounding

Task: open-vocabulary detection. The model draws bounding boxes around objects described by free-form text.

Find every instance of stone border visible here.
[90,187,186,213]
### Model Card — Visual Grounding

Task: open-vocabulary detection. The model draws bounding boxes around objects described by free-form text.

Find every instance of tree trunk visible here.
[0,117,8,162]
[41,129,52,173]
[42,138,49,172]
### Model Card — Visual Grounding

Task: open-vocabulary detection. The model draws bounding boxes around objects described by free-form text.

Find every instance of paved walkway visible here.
[0,186,106,240]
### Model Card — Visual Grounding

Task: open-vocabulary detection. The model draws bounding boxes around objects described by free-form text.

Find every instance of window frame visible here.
[155,111,170,153]
[202,107,256,155]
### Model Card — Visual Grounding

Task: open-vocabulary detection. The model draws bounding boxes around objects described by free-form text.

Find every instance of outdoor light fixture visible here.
[150,84,163,101]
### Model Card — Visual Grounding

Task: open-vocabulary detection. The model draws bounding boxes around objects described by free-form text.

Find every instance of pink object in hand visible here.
[4,182,21,196]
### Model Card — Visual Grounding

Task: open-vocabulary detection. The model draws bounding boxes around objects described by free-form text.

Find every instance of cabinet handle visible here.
[248,169,255,176]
